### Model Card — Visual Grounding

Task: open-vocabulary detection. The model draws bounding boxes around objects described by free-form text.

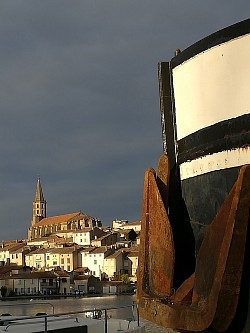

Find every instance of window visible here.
[94,260,97,265]
[61,259,64,264]
[53,261,57,265]
[62,278,67,283]
[67,258,70,263]
[67,266,70,271]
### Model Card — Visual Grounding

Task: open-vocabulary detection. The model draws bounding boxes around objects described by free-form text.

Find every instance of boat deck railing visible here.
[2,315,79,332]
[0,301,140,333]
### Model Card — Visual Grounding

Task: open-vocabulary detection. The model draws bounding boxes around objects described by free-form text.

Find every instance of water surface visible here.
[0,295,172,332]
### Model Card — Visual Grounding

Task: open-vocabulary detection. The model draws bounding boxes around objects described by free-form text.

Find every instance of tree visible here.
[112,272,121,281]
[121,274,130,284]
[0,286,7,298]
[112,273,130,284]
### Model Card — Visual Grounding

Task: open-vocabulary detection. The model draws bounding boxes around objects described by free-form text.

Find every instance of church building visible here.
[28,178,102,240]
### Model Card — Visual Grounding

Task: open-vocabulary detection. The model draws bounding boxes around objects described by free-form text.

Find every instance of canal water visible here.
[0,295,173,332]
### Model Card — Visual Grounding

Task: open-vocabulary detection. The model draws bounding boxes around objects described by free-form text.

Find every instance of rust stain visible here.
[137,154,175,299]
[137,156,250,332]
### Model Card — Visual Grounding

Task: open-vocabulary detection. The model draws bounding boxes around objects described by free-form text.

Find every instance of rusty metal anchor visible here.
[137,155,250,332]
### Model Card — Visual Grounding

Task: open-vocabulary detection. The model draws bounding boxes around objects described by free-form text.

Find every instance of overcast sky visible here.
[0,1,249,240]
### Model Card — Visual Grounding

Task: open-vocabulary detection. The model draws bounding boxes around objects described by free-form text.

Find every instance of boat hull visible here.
[162,18,250,249]
[181,165,242,249]
[157,18,250,332]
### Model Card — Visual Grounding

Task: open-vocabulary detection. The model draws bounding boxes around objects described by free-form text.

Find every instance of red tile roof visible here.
[90,246,109,254]
[74,274,94,280]
[45,247,77,254]
[127,221,141,226]
[34,212,82,227]
[74,267,89,272]
[35,211,96,227]
[0,265,23,276]
[105,250,123,259]
[10,271,57,279]
[54,270,70,277]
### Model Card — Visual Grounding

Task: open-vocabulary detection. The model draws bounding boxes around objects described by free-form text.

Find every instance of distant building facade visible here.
[0,178,140,292]
[28,178,102,241]
[112,219,128,229]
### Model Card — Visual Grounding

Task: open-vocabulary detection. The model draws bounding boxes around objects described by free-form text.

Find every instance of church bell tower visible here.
[32,177,46,225]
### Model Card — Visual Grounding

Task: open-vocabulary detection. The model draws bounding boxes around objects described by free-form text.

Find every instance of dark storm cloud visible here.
[0,0,248,239]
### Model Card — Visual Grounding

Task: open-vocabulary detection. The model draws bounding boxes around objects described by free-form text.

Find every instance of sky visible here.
[0,1,249,240]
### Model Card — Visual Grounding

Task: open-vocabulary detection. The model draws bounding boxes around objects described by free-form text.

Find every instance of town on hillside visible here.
[0,178,141,297]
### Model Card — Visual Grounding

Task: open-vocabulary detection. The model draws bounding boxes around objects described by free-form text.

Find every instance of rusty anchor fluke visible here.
[137,154,250,332]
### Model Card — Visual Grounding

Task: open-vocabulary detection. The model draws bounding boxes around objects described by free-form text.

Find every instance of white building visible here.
[72,227,105,246]
[80,247,114,279]
[112,219,128,229]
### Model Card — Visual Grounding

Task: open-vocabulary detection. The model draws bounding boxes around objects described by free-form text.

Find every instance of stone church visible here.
[28,178,102,240]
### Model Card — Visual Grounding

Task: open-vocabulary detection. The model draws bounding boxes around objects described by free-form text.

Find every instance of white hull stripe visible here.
[180,147,250,180]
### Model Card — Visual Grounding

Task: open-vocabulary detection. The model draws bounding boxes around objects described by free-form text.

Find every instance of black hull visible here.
[181,166,242,250]
[181,166,250,333]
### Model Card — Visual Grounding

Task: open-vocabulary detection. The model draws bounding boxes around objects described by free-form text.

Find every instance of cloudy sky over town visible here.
[0,1,249,240]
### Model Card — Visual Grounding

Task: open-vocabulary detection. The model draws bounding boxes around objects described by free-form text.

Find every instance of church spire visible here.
[35,177,45,202]
[32,177,47,225]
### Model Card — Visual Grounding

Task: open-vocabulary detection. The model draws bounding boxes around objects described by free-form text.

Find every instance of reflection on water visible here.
[0,295,134,316]
[0,295,174,332]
